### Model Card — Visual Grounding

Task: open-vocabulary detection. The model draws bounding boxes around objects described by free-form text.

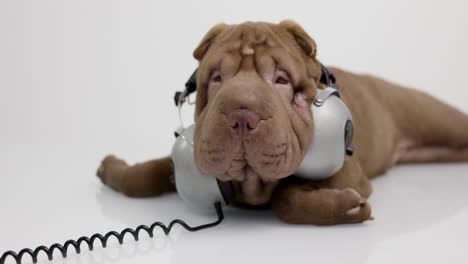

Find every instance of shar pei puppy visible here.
[97,20,468,225]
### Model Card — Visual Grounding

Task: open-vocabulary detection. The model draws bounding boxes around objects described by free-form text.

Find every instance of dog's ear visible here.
[193,23,228,61]
[279,20,317,57]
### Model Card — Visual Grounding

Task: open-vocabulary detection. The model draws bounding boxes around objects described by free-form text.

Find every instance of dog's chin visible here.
[213,160,282,205]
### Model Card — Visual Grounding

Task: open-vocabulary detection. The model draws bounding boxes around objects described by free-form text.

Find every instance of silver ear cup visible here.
[171,125,230,211]
[294,87,353,180]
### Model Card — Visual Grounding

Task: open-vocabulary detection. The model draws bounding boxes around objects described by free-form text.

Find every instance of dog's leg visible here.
[271,156,373,225]
[394,89,468,164]
[96,155,175,197]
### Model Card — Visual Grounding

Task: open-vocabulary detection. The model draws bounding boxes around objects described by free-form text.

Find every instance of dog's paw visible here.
[96,155,128,186]
[337,188,373,223]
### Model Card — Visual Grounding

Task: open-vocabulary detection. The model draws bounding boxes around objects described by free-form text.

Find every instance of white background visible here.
[1,0,468,264]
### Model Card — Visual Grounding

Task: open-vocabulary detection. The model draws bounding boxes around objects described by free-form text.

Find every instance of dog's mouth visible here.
[193,109,311,205]
[222,158,280,205]
[195,117,293,179]
[215,140,289,182]
[218,157,248,181]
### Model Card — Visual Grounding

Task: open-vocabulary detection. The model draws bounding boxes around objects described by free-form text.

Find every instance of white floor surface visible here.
[1,144,468,264]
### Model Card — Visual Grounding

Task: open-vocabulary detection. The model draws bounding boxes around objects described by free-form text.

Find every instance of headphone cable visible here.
[0,202,223,264]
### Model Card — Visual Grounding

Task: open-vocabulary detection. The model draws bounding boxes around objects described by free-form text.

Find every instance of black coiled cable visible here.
[0,202,223,264]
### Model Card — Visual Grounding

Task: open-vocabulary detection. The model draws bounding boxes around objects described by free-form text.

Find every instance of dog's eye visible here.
[275,76,289,85]
[274,70,291,85]
[211,72,222,83]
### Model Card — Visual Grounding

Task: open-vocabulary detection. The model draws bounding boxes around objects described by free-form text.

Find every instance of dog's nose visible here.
[227,109,260,135]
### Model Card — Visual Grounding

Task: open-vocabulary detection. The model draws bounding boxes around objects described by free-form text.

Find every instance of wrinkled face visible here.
[192,21,322,205]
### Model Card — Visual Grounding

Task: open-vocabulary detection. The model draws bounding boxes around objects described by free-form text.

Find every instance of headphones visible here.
[171,63,354,211]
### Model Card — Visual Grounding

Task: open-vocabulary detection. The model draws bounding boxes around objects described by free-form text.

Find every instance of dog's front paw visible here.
[272,184,374,225]
[337,188,373,223]
[96,155,128,189]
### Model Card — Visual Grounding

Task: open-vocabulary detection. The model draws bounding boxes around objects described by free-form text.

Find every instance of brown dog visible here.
[97,20,468,225]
